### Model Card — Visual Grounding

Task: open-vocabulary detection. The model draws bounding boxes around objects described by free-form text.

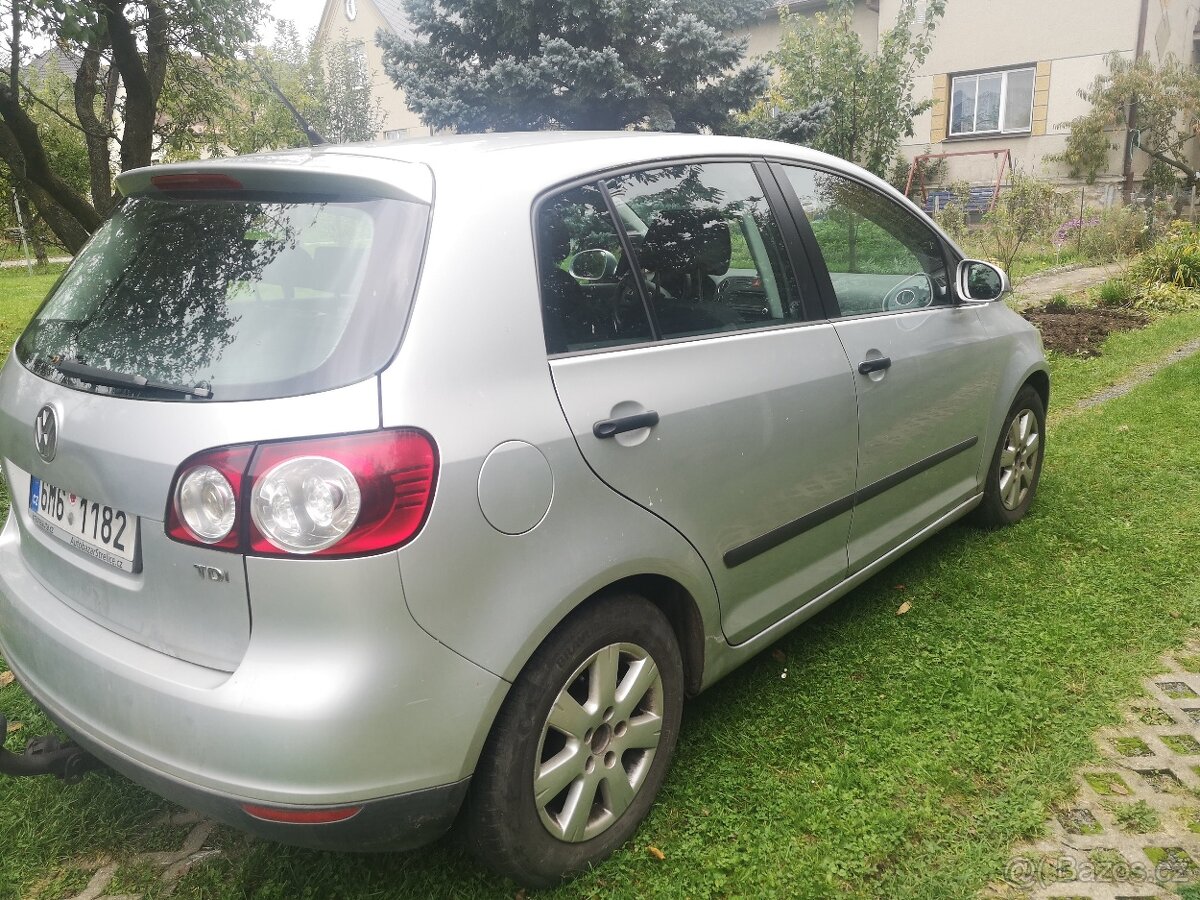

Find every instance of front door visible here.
[775,164,1002,571]
[538,160,860,644]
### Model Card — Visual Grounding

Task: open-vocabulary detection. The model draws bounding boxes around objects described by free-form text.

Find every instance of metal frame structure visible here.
[903,148,1013,213]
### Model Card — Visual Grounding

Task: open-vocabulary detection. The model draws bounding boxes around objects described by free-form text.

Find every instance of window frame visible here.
[767,160,959,323]
[530,155,828,359]
[948,65,1037,138]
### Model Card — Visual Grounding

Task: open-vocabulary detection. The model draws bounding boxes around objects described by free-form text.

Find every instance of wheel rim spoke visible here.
[547,693,591,740]
[619,714,662,751]
[590,645,620,712]
[613,656,658,722]
[535,743,585,806]
[1005,473,1021,508]
[602,768,636,816]
[999,446,1017,468]
[559,772,601,841]
[1023,431,1040,457]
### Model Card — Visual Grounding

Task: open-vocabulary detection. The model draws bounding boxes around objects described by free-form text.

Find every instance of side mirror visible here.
[956,259,1010,302]
[569,248,618,282]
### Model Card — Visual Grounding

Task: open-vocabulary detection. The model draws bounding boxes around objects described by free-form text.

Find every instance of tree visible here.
[1,64,91,259]
[740,0,945,178]
[0,0,267,253]
[376,0,769,134]
[1054,52,1200,194]
[309,30,385,144]
[179,22,385,158]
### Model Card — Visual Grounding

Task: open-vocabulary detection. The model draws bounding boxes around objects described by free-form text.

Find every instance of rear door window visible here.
[536,185,653,354]
[604,162,801,340]
[17,195,428,401]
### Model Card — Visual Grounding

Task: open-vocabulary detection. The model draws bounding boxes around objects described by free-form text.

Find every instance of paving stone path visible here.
[992,644,1200,899]
[57,811,219,900]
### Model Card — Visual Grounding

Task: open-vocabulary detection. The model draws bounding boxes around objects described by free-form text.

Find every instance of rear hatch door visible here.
[0,153,431,670]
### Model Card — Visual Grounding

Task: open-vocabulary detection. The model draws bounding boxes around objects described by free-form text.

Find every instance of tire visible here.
[973,385,1046,527]
[463,593,684,888]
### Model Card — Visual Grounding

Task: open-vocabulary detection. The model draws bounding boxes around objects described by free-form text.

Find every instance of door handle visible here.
[593,411,660,439]
[858,356,892,375]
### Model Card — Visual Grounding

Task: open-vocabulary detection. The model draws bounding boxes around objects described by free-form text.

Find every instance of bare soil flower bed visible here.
[1021,305,1148,357]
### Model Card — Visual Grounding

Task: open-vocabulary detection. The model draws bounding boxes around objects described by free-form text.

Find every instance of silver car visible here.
[0,132,1047,886]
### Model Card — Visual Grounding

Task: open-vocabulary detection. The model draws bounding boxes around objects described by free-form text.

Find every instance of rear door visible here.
[542,160,860,644]
[773,163,1002,571]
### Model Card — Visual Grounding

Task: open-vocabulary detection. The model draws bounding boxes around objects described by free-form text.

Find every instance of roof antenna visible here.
[252,60,328,146]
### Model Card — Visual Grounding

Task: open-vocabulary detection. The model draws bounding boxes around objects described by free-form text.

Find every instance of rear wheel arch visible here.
[514,574,707,699]
[599,574,706,697]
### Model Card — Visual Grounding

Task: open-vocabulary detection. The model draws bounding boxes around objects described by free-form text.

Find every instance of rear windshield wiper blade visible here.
[53,360,213,399]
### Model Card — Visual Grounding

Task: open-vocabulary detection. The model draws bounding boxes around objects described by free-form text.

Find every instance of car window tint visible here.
[536,185,653,354]
[781,166,950,318]
[604,163,801,340]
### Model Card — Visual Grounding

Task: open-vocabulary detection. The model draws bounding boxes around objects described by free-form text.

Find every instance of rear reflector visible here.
[242,803,363,825]
[151,173,244,192]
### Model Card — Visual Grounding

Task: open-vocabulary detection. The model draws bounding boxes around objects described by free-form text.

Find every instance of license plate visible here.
[28,477,139,572]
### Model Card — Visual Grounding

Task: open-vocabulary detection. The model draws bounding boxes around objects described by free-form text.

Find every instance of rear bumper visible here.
[14,667,470,851]
[0,511,507,848]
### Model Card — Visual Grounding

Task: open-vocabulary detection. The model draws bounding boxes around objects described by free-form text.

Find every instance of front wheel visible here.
[463,594,684,888]
[973,385,1046,527]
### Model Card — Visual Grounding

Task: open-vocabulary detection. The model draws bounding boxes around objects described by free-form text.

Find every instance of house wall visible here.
[883,0,1144,188]
[748,0,1200,191]
[738,1,880,67]
[315,0,430,140]
[894,0,1200,188]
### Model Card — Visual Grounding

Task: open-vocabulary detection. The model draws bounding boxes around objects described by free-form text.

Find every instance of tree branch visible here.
[19,79,114,140]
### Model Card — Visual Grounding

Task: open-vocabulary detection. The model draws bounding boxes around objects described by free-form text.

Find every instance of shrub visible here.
[979,172,1073,273]
[1080,206,1148,260]
[1054,207,1146,261]
[1127,221,1200,288]
[933,189,969,242]
[1131,282,1200,311]
[1095,277,1135,307]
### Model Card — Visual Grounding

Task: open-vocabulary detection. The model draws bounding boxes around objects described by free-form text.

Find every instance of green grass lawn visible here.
[3,272,1200,897]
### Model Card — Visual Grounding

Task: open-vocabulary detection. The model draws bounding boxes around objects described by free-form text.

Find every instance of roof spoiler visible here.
[115,153,433,206]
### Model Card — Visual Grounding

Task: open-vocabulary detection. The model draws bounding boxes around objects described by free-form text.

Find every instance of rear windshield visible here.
[16,194,428,402]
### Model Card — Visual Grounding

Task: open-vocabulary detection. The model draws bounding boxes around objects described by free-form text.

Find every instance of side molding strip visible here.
[723,436,979,569]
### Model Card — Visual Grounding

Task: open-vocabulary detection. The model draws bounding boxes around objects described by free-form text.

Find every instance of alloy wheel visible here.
[998,408,1040,510]
[533,642,664,842]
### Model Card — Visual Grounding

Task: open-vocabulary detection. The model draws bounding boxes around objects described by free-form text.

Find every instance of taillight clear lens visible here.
[250,456,362,554]
[167,445,253,550]
[176,465,237,543]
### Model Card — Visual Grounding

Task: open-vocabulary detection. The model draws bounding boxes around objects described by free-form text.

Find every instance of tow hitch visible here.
[0,713,101,783]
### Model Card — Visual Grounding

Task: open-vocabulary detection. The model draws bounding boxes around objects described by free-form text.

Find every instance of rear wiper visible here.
[53,360,213,399]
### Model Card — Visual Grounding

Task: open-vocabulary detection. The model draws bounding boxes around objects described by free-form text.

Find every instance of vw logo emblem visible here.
[34,405,58,463]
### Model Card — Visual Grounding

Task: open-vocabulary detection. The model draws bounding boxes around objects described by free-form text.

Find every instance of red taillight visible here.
[241,803,363,824]
[167,446,253,550]
[151,173,243,192]
[165,430,438,558]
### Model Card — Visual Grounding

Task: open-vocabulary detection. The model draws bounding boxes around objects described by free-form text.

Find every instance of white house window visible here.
[383,128,406,140]
[949,67,1036,137]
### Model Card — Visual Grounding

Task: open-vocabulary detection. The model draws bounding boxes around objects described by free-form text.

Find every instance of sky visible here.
[265,0,328,41]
